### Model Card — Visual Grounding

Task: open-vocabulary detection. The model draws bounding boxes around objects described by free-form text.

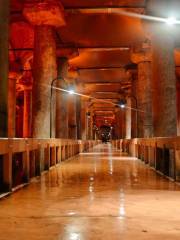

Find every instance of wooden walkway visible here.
[0,144,180,240]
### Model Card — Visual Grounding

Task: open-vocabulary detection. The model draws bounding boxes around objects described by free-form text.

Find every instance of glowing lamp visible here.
[120,104,125,109]
[69,89,75,95]
[118,99,127,109]
[166,17,176,25]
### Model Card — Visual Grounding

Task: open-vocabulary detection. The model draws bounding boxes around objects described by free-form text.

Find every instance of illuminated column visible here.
[125,98,132,139]
[23,1,65,138]
[23,89,32,138]
[130,72,138,138]
[76,96,81,139]
[87,108,93,139]
[33,26,57,138]
[121,109,126,139]
[80,98,87,140]
[8,78,16,138]
[115,108,126,139]
[68,92,77,139]
[177,78,180,136]
[86,112,91,139]
[151,33,177,137]
[146,0,177,137]
[115,109,121,139]
[56,57,69,138]
[8,74,17,138]
[131,49,153,138]
[90,109,94,140]
[0,0,9,137]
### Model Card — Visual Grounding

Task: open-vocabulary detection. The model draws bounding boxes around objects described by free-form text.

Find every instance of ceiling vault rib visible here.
[58,45,131,49]
[78,82,126,84]
[11,6,145,16]
[9,46,130,51]
[65,6,145,10]
[78,82,125,84]
[78,66,124,70]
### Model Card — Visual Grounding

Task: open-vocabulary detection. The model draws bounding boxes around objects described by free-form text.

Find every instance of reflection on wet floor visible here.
[0,143,180,240]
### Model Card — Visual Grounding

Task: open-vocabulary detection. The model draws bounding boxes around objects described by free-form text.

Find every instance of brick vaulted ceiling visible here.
[10,0,180,126]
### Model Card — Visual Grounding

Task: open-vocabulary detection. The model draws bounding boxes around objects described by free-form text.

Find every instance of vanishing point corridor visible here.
[0,144,180,240]
[1,1,180,239]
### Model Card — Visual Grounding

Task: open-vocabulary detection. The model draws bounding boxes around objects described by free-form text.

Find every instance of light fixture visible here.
[166,17,176,25]
[117,99,127,109]
[69,89,75,95]
[120,104,125,109]
[67,85,75,95]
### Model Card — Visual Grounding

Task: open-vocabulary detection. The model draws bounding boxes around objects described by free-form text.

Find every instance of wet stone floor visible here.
[0,144,180,240]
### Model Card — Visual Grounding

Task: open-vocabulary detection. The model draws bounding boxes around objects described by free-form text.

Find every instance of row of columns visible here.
[0,0,178,139]
[0,1,88,140]
[115,34,177,139]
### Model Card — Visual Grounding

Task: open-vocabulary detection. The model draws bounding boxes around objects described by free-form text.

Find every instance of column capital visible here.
[9,71,22,80]
[131,50,152,64]
[114,107,120,114]
[23,0,65,27]
[9,61,22,79]
[57,48,79,59]
[67,69,79,80]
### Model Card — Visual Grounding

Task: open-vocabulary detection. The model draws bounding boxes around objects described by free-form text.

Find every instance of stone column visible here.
[68,94,77,139]
[131,50,153,138]
[145,0,177,137]
[125,98,132,139]
[33,26,57,138]
[121,108,126,139]
[131,73,138,138]
[90,109,94,140]
[177,78,180,136]
[87,109,93,140]
[0,0,9,137]
[76,96,81,139]
[80,98,87,140]
[8,76,17,138]
[56,58,69,138]
[23,1,65,138]
[151,33,177,137]
[86,112,90,140]
[23,89,32,138]
[115,109,121,139]
[114,108,125,139]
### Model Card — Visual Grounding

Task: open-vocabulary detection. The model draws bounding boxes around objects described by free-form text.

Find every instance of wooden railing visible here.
[0,138,100,197]
[112,137,180,182]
